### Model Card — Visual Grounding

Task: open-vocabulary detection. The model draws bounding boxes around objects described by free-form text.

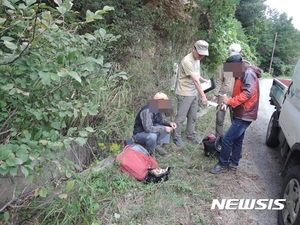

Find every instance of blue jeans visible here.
[219,118,251,167]
[132,131,170,155]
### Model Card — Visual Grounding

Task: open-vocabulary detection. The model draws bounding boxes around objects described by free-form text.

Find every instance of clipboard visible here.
[201,77,216,93]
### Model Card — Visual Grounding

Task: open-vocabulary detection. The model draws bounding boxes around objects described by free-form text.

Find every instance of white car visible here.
[266,59,300,225]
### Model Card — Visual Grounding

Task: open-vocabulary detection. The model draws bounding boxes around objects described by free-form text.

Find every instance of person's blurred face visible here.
[149,99,172,113]
[223,62,245,78]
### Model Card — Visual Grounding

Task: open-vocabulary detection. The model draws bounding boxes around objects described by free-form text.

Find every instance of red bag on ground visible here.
[116,144,158,181]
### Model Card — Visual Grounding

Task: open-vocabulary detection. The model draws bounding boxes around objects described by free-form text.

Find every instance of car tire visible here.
[278,165,300,225]
[266,111,280,147]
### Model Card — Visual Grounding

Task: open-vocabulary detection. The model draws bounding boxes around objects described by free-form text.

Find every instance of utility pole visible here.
[269,32,278,74]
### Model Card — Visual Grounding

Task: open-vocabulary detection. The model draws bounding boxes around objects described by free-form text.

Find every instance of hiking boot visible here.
[187,136,201,145]
[155,145,168,156]
[228,163,237,173]
[173,138,185,147]
[210,163,228,174]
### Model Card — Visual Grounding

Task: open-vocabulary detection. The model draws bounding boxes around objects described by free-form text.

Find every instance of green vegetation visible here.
[2,108,226,225]
[1,0,300,224]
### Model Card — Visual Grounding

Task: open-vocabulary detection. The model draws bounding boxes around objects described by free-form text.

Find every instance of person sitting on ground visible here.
[132,92,177,157]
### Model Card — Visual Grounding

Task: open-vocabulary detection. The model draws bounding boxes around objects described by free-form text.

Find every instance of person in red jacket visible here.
[210,61,261,174]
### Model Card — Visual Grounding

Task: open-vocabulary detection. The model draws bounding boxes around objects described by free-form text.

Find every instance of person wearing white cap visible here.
[132,92,177,157]
[173,40,209,147]
[211,43,243,137]
[210,54,261,174]
[211,43,252,137]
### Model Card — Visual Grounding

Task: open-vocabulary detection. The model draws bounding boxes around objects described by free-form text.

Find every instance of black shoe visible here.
[228,163,237,173]
[187,136,201,145]
[173,138,185,147]
[155,145,168,156]
[210,163,228,174]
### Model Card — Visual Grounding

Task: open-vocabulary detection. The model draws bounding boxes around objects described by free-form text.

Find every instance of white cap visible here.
[194,40,209,56]
[228,43,242,56]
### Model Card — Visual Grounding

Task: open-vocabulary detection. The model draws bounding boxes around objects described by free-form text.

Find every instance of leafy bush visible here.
[0,1,127,181]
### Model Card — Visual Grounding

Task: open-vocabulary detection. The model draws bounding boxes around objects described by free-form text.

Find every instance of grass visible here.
[1,104,233,225]
[98,104,232,225]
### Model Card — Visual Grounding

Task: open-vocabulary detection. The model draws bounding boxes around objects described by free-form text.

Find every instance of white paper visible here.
[201,79,212,91]
[207,101,218,107]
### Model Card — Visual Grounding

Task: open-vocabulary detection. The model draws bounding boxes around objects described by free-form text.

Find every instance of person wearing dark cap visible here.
[132,92,177,157]
[173,40,209,147]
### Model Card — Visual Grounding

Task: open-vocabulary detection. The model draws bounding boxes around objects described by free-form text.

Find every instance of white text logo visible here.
[211,199,286,210]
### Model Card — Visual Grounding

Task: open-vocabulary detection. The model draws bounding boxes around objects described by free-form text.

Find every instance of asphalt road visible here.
[244,78,285,224]
[212,78,285,225]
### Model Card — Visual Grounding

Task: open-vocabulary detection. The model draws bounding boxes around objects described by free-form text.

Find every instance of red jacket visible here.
[227,66,261,121]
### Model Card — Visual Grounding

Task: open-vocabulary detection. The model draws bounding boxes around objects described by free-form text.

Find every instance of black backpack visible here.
[202,135,222,157]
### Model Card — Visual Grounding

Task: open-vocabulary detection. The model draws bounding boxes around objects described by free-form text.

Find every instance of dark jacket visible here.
[133,104,170,135]
[226,54,242,63]
[213,54,243,97]
[228,65,261,121]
